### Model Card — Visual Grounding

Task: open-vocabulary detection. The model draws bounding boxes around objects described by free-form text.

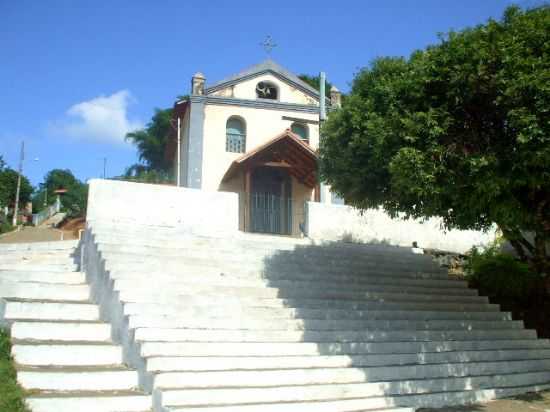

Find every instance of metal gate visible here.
[249,193,292,235]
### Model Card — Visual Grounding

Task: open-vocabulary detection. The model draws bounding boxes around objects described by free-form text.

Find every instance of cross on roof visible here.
[259,35,277,56]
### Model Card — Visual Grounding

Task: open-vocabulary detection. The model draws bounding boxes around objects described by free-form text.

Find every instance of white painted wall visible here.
[201,104,319,191]
[209,74,317,106]
[305,202,497,254]
[86,179,239,233]
[180,108,190,187]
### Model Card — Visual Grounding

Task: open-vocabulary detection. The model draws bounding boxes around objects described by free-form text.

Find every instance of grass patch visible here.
[0,329,29,412]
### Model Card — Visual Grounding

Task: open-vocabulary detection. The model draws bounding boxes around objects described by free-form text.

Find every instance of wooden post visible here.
[314,183,321,202]
[244,169,252,232]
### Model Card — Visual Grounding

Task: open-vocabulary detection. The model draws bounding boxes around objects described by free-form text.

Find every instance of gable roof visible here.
[222,129,319,188]
[205,59,320,100]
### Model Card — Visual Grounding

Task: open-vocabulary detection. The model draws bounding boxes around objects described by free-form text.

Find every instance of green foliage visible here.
[320,6,550,271]
[466,245,541,301]
[119,165,173,184]
[125,108,173,173]
[298,74,333,98]
[34,169,88,218]
[0,163,33,211]
[0,329,29,412]
[0,222,14,234]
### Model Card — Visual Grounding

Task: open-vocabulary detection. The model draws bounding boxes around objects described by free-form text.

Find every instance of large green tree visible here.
[0,155,33,212]
[35,169,88,217]
[320,6,550,274]
[125,108,173,174]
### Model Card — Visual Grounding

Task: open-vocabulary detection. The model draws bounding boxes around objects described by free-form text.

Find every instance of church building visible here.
[166,59,343,236]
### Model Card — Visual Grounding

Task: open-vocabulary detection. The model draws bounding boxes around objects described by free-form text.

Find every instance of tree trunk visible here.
[500,225,549,279]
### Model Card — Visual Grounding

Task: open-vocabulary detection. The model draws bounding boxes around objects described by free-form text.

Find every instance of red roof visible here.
[222,129,319,187]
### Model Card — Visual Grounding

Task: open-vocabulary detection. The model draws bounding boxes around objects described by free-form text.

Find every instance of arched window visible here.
[226,116,246,153]
[256,81,278,100]
[291,122,309,144]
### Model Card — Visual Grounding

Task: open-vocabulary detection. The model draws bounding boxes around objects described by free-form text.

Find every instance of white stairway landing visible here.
[82,223,550,412]
[0,241,151,412]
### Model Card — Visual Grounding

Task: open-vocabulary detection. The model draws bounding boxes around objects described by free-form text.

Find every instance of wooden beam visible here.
[282,116,320,125]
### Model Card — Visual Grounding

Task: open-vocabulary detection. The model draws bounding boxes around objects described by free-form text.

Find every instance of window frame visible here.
[290,122,309,144]
[226,116,247,153]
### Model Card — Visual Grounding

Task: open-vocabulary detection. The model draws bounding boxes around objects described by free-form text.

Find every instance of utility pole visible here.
[176,117,181,187]
[103,157,107,179]
[12,141,24,226]
[319,72,327,203]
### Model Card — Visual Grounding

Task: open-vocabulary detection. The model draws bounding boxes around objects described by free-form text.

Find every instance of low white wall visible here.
[305,202,496,254]
[86,179,239,233]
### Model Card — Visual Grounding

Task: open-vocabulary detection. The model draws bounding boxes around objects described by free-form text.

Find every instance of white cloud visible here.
[54,90,142,145]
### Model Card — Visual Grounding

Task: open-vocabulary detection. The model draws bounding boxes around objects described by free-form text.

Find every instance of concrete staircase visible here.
[80,223,550,412]
[0,241,151,412]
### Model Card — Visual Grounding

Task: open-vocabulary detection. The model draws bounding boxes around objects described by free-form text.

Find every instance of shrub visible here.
[0,329,29,412]
[0,222,13,234]
[465,245,542,303]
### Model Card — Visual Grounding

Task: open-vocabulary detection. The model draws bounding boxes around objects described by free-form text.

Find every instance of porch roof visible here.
[222,129,319,188]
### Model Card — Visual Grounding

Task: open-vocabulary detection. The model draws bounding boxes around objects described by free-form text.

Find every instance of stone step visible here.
[157,370,550,407]
[93,236,438,258]
[101,252,444,277]
[11,321,112,342]
[90,228,422,256]
[109,268,468,289]
[0,280,90,301]
[12,343,123,366]
[161,393,410,412]
[0,263,79,272]
[26,392,152,412]
[108,264,448,287]
[17,367,139,391]
[1,251,77,263]
[113,277,476,298]
[160,379,550,412]
[108,263,454,286]
[91,231,428,259]
[96,243,439,269]
[120,294,500,313]
[146,348,550,372]
[103,253,448,278]
[0,269,85,284]
[0,240,78,252]
[0,248,77,256]
[1,299,100,321]
[140,339,550,357]
[154,360,550,389]
[116,287,487,306]
[127,314,522,332]
[123,302,511,321]
[134,327,536,344]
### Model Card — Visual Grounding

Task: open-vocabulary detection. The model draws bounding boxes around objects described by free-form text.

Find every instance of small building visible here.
[166,59,342,236]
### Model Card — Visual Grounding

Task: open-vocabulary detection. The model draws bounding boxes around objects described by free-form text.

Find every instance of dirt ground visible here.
[419,391,550,412]
[0,225,78,243]
[0,217,85,244]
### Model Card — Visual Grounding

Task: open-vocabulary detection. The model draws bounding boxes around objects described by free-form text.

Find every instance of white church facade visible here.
[163,59,494,252]
[166,59,341,236]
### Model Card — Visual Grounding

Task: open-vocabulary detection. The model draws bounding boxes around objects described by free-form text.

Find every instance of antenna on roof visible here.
[259,35,277,57]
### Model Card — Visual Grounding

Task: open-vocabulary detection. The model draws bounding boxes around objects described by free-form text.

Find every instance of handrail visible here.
[32,199,61,226]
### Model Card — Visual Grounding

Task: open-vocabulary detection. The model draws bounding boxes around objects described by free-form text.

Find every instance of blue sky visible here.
[0,0,530,186]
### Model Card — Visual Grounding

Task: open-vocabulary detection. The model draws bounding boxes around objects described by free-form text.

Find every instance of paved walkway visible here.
[0,226,77,243]
[420,391,550,412]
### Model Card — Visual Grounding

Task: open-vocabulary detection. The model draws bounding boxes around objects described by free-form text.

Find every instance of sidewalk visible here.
[419,391,550,412]
[0,226,77,243]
